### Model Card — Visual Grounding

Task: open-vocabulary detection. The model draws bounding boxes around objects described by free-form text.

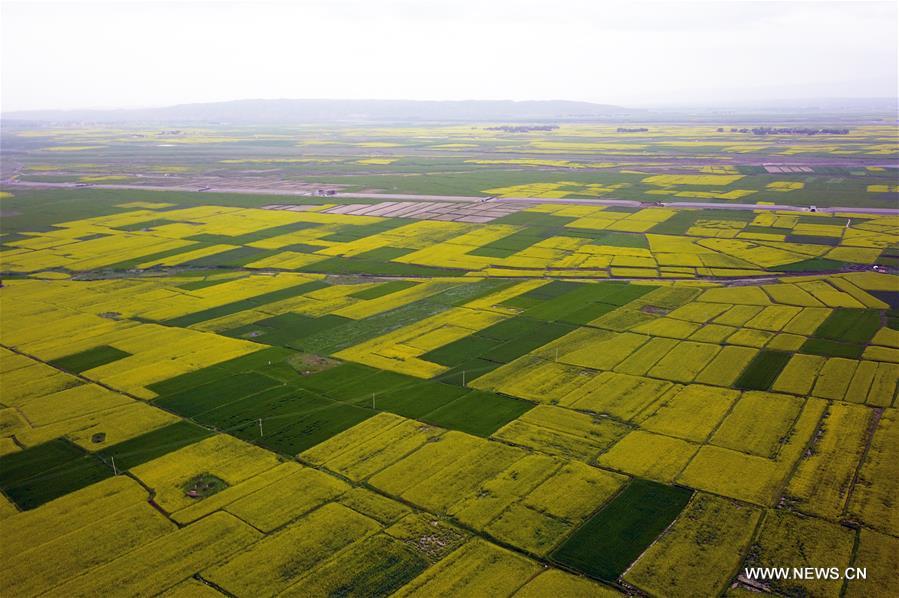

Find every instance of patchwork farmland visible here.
[1,121,898,597]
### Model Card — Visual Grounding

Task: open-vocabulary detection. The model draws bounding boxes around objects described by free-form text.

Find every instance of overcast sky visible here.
[1,0,896,111]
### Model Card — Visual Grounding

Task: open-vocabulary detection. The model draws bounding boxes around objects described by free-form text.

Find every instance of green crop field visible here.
[552,479,694,580]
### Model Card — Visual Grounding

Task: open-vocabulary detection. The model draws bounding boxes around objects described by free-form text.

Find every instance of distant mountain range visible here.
[1,99,639,124]
[4,97,894,125]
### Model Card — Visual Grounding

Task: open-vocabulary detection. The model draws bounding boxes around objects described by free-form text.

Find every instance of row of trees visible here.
[486,125,559,133]
[717,127,850,135]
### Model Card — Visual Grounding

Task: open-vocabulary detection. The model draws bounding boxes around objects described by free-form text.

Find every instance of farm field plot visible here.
[624,493,760,596]
[747,510,856,598]
[784,402,871,519]
[845,529,899,598]
[710,391,805,458]
[639,384,740,442]
[2,120,898,597]
[846,409,899,536]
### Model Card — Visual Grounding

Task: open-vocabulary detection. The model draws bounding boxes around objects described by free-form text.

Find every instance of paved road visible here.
[79,267,812,285]
[4,180,899,215]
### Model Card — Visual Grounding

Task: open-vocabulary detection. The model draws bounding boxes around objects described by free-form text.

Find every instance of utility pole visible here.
[372,393,376,409]
[462,370,466,387]
[111,456,117,476]
[258,418,263,437]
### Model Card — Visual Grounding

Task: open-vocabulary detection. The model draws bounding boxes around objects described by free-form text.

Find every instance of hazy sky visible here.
[1,0,896,111]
